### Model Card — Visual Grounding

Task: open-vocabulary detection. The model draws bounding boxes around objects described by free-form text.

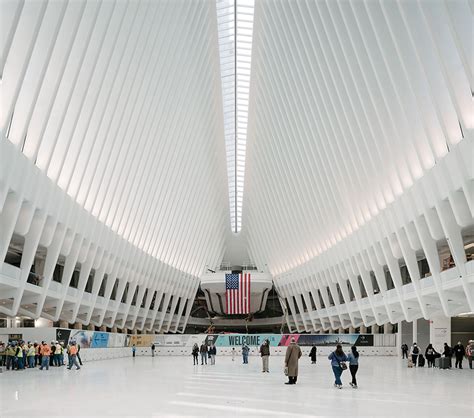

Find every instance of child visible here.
[231,347,236,361]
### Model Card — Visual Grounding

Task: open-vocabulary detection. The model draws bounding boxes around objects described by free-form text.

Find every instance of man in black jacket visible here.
[453,341,465,369]
[443,343,453,368]
[401,343,409,359]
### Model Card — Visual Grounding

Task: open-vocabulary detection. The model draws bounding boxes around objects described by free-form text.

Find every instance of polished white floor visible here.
[1,355,473,417]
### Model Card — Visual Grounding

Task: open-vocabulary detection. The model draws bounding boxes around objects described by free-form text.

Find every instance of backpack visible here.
[413,346,419,354]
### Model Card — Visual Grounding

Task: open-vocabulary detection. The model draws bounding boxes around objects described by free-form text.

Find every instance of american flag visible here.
[225,273,251,315]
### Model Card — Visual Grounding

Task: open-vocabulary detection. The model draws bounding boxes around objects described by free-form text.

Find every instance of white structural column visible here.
[412,320,418,346]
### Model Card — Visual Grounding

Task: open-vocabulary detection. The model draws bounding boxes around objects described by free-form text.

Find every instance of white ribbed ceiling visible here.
[242,0,472,276]
[1,0,473,315]
[1,0,229,277]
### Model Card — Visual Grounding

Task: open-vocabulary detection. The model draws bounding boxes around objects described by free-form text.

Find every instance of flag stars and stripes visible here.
[225,273,251,315]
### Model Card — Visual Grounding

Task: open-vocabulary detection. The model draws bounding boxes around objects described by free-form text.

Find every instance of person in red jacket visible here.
[67,341,81,370]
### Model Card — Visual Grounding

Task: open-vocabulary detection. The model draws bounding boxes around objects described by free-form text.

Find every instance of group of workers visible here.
[0,340,82,371]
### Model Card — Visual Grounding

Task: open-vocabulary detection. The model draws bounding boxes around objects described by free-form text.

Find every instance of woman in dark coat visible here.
[309,345,317,364]
[425,344,436,368]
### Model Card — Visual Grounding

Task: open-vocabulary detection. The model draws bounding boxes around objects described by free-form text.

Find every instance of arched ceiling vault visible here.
[0,0,473,332]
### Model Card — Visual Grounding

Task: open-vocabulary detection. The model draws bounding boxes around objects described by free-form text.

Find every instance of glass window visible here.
[217,0,254,233]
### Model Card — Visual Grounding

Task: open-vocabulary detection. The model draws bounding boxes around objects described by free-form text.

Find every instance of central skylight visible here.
[216,0,255,233]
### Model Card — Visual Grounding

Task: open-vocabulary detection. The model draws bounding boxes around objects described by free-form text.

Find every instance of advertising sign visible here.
[91,332,109,348]
[129,334,155,347]
[294,333,374,347]
[108,333,128,348]
[69,330,92,348]
[200,334,374,348]
[154,335,196,347]
[214,334,281,347]
[55,329,71,345]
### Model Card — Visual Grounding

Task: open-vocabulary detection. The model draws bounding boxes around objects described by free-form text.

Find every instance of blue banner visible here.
[91,332,109,348]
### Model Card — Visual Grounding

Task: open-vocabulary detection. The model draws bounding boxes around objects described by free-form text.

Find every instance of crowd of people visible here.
[186,338,361,388]
[0,340,83,371]
[401,340,474,369]
[5,334,471,389]
[185,337,473,387]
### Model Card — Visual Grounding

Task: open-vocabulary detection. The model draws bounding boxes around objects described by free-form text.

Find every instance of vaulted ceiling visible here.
[243,0,471,276]
[1,0,229,277]
[0,0,472,331]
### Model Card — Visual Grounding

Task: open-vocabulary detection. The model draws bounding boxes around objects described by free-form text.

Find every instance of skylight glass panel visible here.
[217,0,254,234]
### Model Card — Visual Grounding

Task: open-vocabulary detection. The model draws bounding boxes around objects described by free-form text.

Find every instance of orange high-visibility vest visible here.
[69,346,78,355]
[41,345,51,356]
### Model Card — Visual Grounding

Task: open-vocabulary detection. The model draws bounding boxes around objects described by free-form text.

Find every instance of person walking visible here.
[39,342,51,371]
[410,343,420,367]
[309,344,317,364]
[465,340,474,369]
[284,337,302,385]
[231,347,236,361]
[192,343,199,365]
[259,339,270,372]
[401,343,409,359]
[200,342,208,365]
[453,341,465,369]
[328,344,348,389]
[209,344,217,365]
[425,344,437,368]
[443,342,453,368]
[151,343,155,357]
[132,344,136,358]
[67,342,81,370]
[347,346,359,388]
[242,344,249,364]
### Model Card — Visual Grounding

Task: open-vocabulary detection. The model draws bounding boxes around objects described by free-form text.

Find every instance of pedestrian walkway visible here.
[1,356,472,416]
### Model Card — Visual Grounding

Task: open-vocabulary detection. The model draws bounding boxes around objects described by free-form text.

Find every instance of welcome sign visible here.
[214,334,281,347]
[207,334,374,347]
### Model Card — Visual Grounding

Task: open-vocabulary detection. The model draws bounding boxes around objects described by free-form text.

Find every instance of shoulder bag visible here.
[335,353,347,370]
